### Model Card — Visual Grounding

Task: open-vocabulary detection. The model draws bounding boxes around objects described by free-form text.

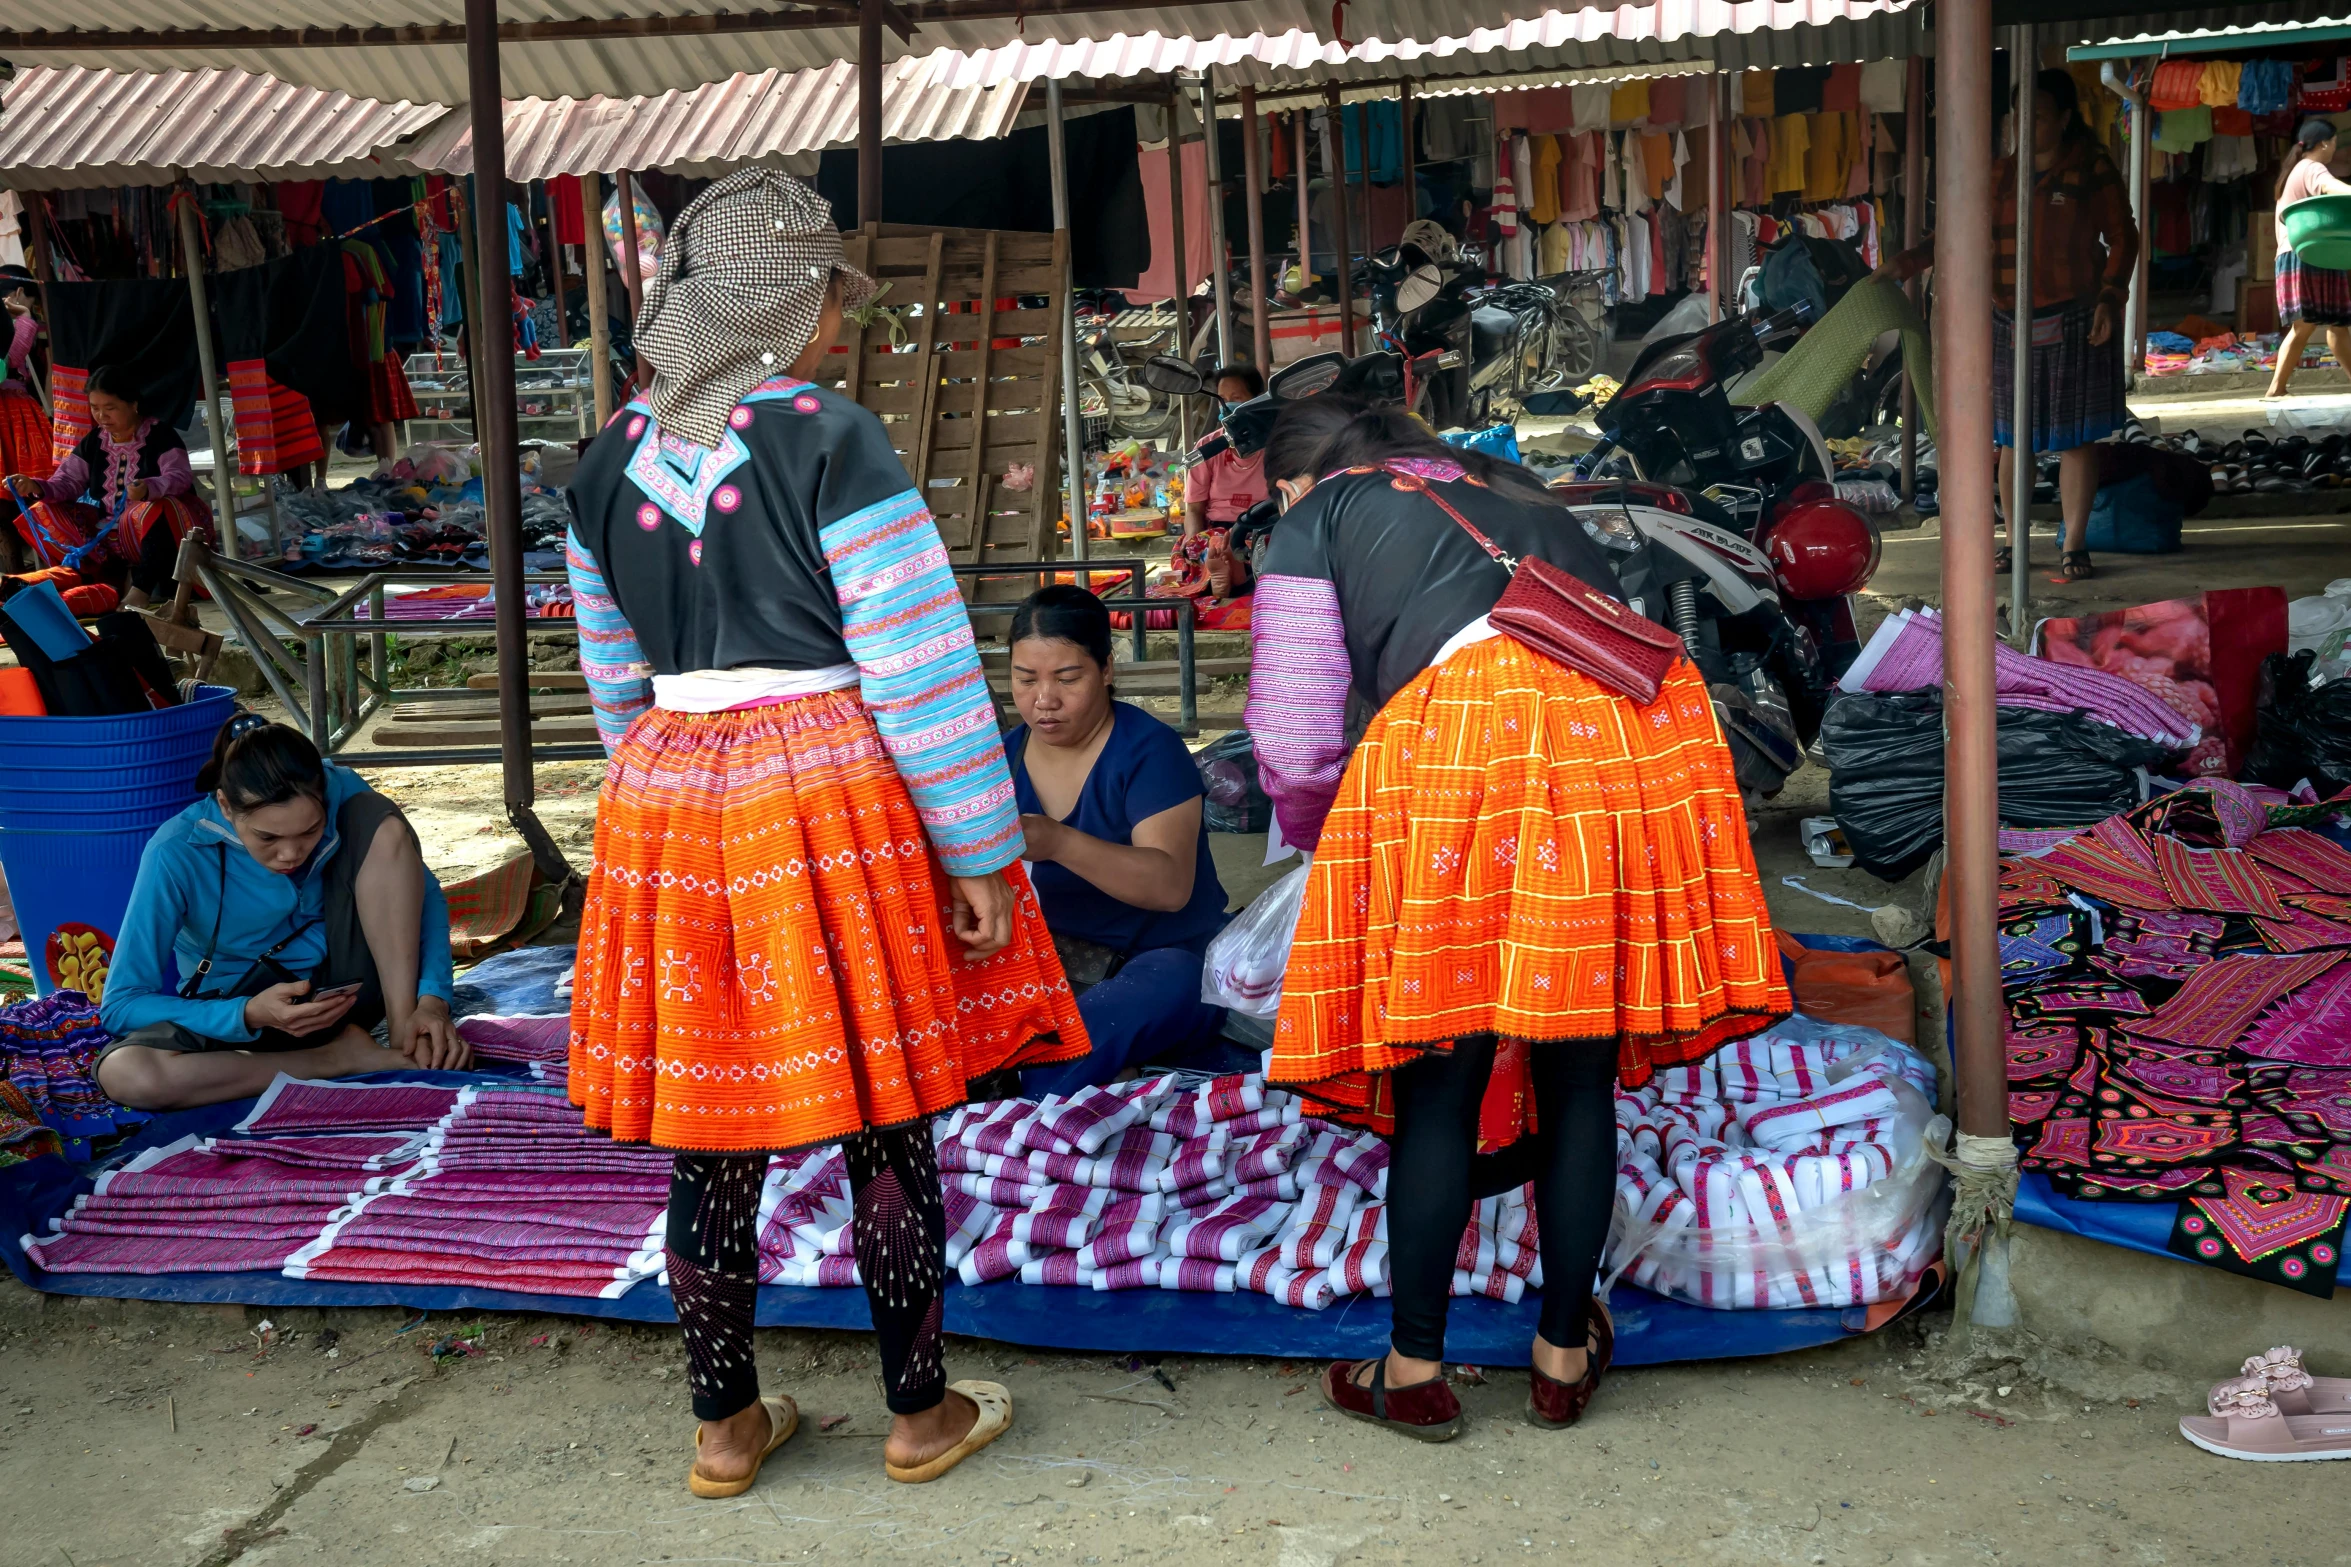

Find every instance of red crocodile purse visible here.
[1388,466,1683,704]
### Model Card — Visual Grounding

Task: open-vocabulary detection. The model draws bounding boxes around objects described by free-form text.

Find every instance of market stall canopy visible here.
[0,0,1670,104]
[938,0,1930,94]
[0,64,443,188]
[404,59,1031,179]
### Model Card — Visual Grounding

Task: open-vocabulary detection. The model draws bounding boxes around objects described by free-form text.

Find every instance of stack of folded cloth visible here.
[0,991,151,1157]
[1608,1022,1945,1310]
[455,1013,571,1087]
[23,1129,425,1274]
[288,1084,667,1299]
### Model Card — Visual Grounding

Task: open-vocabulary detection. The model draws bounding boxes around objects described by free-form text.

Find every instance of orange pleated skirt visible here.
[568,691,1088,1152]
[1268,637,1790,1146]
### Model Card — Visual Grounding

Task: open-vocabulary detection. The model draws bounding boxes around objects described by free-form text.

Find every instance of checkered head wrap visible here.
[635,168,878,448]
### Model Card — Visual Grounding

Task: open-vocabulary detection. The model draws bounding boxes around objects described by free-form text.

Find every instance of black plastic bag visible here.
[1195,728,1272,835]
[1822,692,2178,881]
[0,584,180,718]
[2245,651,2351,797]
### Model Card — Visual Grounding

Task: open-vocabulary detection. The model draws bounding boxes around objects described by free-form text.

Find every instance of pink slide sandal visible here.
[2181,1374,2351,1462]
[2207,1347,2351,1418]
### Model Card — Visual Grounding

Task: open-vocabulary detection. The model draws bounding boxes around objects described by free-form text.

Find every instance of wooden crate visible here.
[833,225,1070,601]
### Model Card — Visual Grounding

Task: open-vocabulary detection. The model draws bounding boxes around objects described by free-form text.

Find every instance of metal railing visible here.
[184,539,595,768]
[186,542,1205,762]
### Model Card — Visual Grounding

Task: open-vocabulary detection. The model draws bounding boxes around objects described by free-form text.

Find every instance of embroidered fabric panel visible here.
[1243,572,1352,851]
[818,488,1021,877]
[622,409,752,538]
[565,527,652,752]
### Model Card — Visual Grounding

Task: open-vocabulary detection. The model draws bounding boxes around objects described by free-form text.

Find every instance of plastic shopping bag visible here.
[1201,864,1310,1018]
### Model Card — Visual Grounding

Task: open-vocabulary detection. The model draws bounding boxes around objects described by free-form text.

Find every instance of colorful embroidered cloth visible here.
[2004,786,2351,1292]
[0,991,146,1158]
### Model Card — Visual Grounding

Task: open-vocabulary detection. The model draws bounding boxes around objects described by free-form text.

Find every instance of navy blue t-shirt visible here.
[1005,701,1230,958]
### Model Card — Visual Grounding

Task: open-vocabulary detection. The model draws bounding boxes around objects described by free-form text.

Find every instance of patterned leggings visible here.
[667,1125,949,1422]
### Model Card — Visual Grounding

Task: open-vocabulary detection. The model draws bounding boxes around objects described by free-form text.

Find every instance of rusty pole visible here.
[858,0,884,224]
[1324,86,1356,356]
[1239,82,1273,371]
[1900,54,1925,503]
[1709,72,1728,322]
[1936,0,2005,1145]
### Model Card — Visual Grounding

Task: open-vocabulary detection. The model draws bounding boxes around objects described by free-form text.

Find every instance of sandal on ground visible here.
[1528,1304,1616,1430]
[2210,1347,2351,1419]
[2059,550,2095,581]
[688,1395,799,1498]
[2181,1375,2351,1462]
[1322,1356,1464,1442]
[885,1380,1013,1483]
[1993,546,2013,575]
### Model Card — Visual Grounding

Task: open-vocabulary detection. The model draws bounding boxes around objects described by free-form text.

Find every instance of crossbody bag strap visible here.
[180,843,231,997]
[1383,463,1519,573]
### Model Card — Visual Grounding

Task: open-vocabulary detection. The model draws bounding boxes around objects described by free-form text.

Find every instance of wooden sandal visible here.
[885,1380,1013,1483]
[688,1395,799,1499]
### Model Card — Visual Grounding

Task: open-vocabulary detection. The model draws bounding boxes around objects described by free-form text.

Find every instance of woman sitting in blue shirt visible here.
[1004,587,1230,1096]
[95,713,469,1111]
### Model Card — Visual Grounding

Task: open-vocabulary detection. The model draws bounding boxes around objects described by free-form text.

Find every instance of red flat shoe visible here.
[1527,1308,1615,1429]
[1321,1357,1464,1443]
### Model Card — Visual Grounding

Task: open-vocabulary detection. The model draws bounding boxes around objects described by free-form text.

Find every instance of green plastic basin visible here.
[2284,193,2351,272]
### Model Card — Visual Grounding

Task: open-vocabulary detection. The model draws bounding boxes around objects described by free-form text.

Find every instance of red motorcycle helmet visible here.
[1760,486,1880,599]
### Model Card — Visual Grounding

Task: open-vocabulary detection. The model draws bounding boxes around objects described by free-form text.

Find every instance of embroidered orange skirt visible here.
[568,691,1088,1152]
[1268,637,1789,1146]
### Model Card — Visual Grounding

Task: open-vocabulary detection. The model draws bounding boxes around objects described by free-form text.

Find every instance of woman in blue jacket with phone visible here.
[95,712,467,1109]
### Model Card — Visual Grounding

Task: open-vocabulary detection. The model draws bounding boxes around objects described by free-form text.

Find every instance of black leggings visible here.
[667,1124,949,1422]
[1386,1036,1620,1364]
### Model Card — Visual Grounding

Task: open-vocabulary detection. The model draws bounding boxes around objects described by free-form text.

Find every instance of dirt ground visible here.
[0,1281,2314,1567]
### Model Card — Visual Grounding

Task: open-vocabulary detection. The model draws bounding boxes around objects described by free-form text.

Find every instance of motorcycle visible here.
[1567,302,1884,790]
[1357,240,1584,429]
[1072,290,1180,442]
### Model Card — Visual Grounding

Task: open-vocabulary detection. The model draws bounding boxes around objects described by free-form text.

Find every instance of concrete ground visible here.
[0,1281,2327,1567]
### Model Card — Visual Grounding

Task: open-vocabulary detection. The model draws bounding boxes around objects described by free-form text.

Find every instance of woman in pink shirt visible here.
[1178,364,1267,598]
[2270,118,2351,400]
[0,267,49,486]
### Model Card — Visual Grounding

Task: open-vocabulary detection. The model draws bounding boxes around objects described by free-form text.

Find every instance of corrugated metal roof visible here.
[0,1,1657,104]
[406,59,1030,180]
[938,0,1928,91]
[0,63,445,188]
[2063,12,2351,57]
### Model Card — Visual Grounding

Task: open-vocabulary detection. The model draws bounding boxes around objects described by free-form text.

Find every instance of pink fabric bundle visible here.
[1164,1192,1281,1262]
[1274,1179,1361,1270]
[1157,1256,1237,1292]
[455,1014,570,1063]
[1149,1074,1263,1138]
[235,1079,463,1135]
[1027,1083,1157,1155]
[1077,1198,1164,1269]
[1012,1186,1120,1248]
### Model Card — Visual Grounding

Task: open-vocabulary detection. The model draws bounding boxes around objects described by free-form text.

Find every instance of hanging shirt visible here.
[1529,135,1563,225]
[1623,132,1652,216]
[1741,71,1777,118]
[1610,79,1652,126]
[1572,83,1614,134]
[1646,77,1686,127]
[1562,132,1602,223]
[1858,60,1907,114]
[1769,114,1811,194]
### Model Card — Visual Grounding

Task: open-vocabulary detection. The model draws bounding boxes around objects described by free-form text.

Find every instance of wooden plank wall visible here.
[836,224,1069,601]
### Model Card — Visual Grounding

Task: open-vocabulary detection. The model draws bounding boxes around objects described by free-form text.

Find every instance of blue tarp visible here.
[0,1066,1884,1368]
[2016,1173,2351,1286]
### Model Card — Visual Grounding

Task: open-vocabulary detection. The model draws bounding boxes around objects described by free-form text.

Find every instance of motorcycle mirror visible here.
[1268,352,1347,400]
[1140,354,1210,397]
[1395,263,1445,315]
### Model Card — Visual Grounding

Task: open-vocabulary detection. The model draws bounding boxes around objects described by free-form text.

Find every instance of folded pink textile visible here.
[456,1014,570,1063]
[1847,609,2199,748]
[1149,1074,1264,1138]
[290,1245,639,1297]
[235,1079,464,1135]
[209,1133,422,1169]
[26,1228,313,1273]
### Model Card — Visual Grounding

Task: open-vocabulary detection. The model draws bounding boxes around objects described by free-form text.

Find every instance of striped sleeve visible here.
[565,524,651,753]
[819,490,1022,877]
[1245,572,1352,852]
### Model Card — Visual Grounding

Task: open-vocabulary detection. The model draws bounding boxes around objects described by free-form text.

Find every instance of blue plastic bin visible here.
[0,822,160,997]
[0,684,235,770]
[0,781,198,818]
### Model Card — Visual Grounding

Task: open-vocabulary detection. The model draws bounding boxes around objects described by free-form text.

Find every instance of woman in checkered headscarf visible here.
[562,169,1086,1496]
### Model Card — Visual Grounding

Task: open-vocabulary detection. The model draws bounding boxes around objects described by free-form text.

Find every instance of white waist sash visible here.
[651,664,861,711]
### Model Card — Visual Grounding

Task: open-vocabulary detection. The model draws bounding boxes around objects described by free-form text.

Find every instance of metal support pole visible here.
[1294,110,1313,298]
[465,0,569,884]
[1239,83,1273,370]
[173,183,236,559]
[1200,70,1234,365]
[2008,25,2036,644]
[1936,0,2006,1146]
[545,182,568,356]
[1708,72,1728,322]
[858,0,885,225]
[1048,77,1088,563]
[1166,91,1192,383]
[581,171,615,428]
[2101,61,2151,377]
[1324,87,1356,356]
[1399,78,1417,217]
[1900,55,1925,503]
